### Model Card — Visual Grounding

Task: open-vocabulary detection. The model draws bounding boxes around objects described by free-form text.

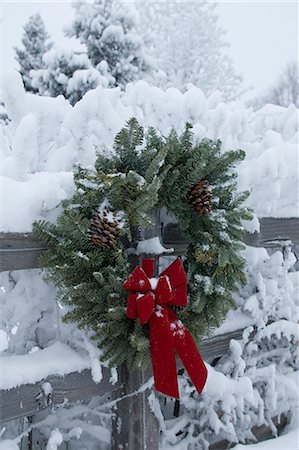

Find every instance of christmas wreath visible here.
[34,118,252,395]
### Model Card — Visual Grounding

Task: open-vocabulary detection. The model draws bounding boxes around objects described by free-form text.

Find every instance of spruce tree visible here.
[14,13,52,92]
[30,47,108,105]
[66,0,152,88]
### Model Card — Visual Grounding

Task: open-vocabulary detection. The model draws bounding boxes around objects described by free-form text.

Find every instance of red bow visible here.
[123,258,208,399]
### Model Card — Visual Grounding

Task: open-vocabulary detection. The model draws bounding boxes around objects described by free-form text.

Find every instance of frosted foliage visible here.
[31,47,109,105]
[138,1,242,100]
[254,61,299,109]
[14,13,52,92]
[0,270,57,355]
[0,270,113,448]
[1,73,298,233]
[66,0,152,88]
[2,399,111,449]
[160,247,298,449]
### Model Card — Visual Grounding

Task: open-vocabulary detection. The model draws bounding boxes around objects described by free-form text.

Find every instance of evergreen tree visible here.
[66,0,153,88]
[30,47,109,105]
[138,1,242,99]
[14,13,52,92]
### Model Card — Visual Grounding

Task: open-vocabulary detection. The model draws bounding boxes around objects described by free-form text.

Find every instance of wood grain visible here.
[0,233,47,271]
[0,368,122,424]
[162,218,299,251]
[0,329,245,424]
[111,365,159,450]
[111,222,159,450]
[1,218,298,271]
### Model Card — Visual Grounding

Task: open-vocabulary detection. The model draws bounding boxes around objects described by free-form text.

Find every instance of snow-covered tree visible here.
[160,246,298,448]
[66,0,153,88]
[253,61,299,109]
[138,1,242,99]
[14,13,52,92]
[30,47,109,105]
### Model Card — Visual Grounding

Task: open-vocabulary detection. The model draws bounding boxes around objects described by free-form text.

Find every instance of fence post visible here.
[112,217,160,449]
[111,364,159,450]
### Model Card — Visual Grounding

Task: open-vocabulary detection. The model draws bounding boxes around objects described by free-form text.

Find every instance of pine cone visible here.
[88,210,120,249]
[187,179,212,214]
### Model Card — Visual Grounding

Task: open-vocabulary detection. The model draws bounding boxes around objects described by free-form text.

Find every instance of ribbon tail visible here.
[174,327,208,395]
[149,311,180,399]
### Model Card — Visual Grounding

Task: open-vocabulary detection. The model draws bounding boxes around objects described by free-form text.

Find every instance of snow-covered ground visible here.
[1,71,298,234]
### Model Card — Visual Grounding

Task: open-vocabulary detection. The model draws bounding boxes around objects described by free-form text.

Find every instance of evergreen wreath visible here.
[33,118,252,370]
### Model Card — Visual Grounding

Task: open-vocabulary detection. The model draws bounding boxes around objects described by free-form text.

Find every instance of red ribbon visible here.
[123,258,208,399]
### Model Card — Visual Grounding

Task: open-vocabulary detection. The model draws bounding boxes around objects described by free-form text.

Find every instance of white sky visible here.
[1,1,298,98]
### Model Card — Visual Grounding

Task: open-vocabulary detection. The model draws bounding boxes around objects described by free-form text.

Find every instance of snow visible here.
[46,429,63,450]
[136,237,174,255]
[1,73,298,232]
[0,329,9,353]
[149,278,159,290]
[1,173,74,232]
[162,428,299,450]
[0,342,90,389]
[0,72,298,449]
[0,440,20,450]
[42,381,53,397]
[81,335,103,384]
[234,427,299,449]
[204,364,253,400]
[109,367,118,385]
[212,310,253,336]
[257,319,299,341]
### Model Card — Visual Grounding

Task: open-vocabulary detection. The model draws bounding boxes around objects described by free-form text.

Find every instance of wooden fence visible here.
[0,217,298,449]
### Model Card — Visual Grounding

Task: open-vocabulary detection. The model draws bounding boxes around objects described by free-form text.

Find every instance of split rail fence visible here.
[0,217,298,449]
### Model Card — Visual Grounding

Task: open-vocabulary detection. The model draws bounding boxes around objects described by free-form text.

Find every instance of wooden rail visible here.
[161,217,299,251]
[0,233,46,271]
[0,368,121,423]
[0,328,244,424]
[1,217,299,272]
[209,414,288,450]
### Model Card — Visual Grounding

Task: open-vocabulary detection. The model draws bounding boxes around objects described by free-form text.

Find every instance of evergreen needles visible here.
[33,118,252,370]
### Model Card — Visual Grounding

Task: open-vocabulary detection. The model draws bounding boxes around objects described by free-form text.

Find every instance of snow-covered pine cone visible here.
[88,210,120,249]
[187,179,212,214]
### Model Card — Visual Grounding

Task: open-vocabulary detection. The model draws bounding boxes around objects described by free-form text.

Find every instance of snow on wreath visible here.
[33,118,252,396]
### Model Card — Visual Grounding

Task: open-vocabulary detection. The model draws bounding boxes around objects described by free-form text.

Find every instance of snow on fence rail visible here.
[0,368,121,423]
[0,220,297,448]
[162,217,299,251]
[0,328,244,424]
[1,217,299,271]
